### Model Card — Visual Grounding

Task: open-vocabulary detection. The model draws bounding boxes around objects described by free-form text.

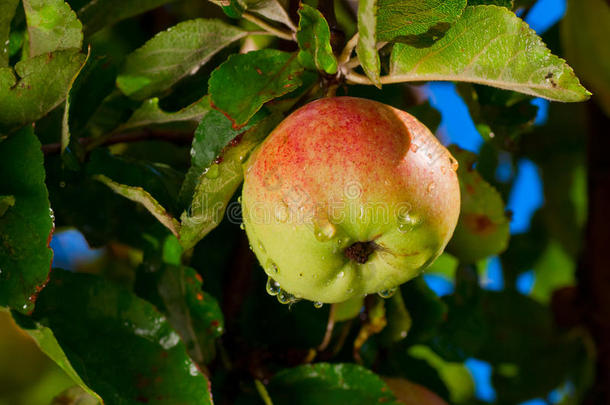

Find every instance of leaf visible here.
[0,49,86,132]
[11,311,102,401]
[296,4,338,74]
[22,0,83,57]
[119,96,212,132]
[51,386,99,405]
[334,296,365,322]
[117,19,247,100]
[468,0,513,7]
[356,0,381,87]
[135,236,224,366]
[562,0,610,116]
[0,195,16,217]
[376,0,466,43]
[0,127,53,312]
[390,6,591,102]
[179,113,282,250]
[62,53,118,155]
[209,0,245,19]
[531,241,575,303]
[30,269,214,404]
[246,0,296,31]
[0,0,19,67]
[446,146,510,263]
[267,363,402,405]
[77,0,175,36]
[92,174,180,237]
[382,377,449,405]
[380,290,412,344]
[208,50,303,126]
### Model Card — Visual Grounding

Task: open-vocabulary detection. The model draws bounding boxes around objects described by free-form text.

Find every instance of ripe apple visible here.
[241,97,460,304]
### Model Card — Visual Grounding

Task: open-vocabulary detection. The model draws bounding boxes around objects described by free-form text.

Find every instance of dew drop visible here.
[265,259,278,274]
[410,143,419,152]
[337,271,345,279]
[427,182,436,193]
[237,196,242,204]
[397,211,419,233]
[205,164,220,179]
[450,157,459,172]
[378,287,397,299]
[440,166,446,174]
[239,223,245,230]
[277,289,296,304]
[258,241,266,254]
[274,203,289,223]
[313,217,336,242]
[266,277,281,296]
[313,301,323,309]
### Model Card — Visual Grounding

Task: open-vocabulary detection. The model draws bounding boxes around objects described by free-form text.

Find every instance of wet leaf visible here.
[356,0,381,87]
[0,126,53,312]
[0,0,19,67]
[296,4,337,74]
[208,49,303,126]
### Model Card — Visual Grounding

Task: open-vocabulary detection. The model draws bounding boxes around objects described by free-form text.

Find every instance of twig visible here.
[242,12,295,41]
[345,71,413,86]
[255,380,274,405]
[338,33,359,66]
[317,303,337,352]
[41,130,193,155]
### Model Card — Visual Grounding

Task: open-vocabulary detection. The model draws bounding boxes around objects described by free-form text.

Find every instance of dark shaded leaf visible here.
[119,96,211,132]
[23,0,83,57]
[267,363,402,405]
[0,0,19,67]
[0,126,53,312]
[31,269,213,404]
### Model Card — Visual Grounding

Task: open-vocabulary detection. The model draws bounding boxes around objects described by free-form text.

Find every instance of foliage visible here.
[0,0,600,404]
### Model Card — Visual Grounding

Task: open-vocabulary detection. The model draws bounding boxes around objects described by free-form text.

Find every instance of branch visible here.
[41,130,193,155]
[242,12,295,41]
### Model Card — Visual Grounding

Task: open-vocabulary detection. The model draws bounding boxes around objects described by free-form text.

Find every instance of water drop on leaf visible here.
[266,277,281,296]
[378,287,397,299]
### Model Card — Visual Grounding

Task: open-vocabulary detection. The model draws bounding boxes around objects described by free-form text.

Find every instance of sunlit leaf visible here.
[390,6,590,102]
[376,0,466,43]
[0,127,53,312]
[117,19,247,100]
[296,4,337,74]
[356,0,381,87]
[208,49,303,126]
[0,49,86,132]
[23,0,83,57]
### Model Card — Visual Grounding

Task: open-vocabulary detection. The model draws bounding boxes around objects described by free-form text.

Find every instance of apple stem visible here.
[344,241,377,264]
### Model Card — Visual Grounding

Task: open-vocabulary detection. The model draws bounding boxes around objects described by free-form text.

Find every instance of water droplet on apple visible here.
[378,287,397,298]
[239,223,245,230]
[337,271,345,279]
[313,217,336,242]
[313,301,323,309]
[274,203,289,223]
[440,166,446,174]
[410,143,419,152]
[266,277,280,296]
[450,157,459,171]
[258,241,266,253]
[206,164,220,179]
[266,259,278,274]
[237,196,242,203]
[277,289,296,304]
[397,211,418,233]
[427,182,436,193]
[347,288,354,294]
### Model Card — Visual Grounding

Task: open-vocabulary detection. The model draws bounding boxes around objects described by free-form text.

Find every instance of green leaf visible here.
[11,311,102,401]
[209,50,303,127]
[179,113,281,250]
[267,363,402,405]
[209,0,245,19]
[31,269,213,404]
[376,0,467,43]
[380,291,412,344]
[246,0,296,31]
[51,386,100,405]
[62,53,118,155]
[562,0,610,116]
[0,127,53,312]
[531,241,575,303]
[94,174,181,237]
[117,19,247,100]
[356,0,381,87]
[119,96,212,132]
[77,0,175,36]
[390,5,591,102]
[0,195,16,217]
[22,0,83,57]
[296,4,338,74]
[0,49,86,132]
[0,0,19,67]
[468,0,513,7]
[136,237,224,366]
[446,146,510,263]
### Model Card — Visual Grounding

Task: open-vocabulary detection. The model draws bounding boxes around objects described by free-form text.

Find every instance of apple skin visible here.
[241,97,460,303]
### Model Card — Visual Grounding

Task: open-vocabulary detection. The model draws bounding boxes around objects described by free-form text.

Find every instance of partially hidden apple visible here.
[241,97,460,304]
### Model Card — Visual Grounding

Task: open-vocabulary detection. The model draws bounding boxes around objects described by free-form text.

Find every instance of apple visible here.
[241,97,460,304]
